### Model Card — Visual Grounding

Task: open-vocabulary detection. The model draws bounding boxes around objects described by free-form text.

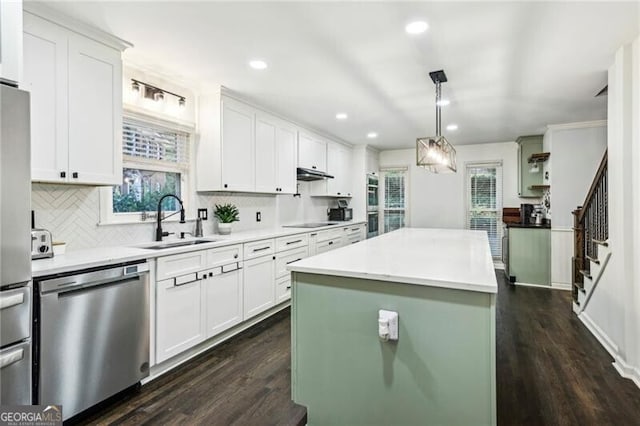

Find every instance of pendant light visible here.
[416,70,457,173]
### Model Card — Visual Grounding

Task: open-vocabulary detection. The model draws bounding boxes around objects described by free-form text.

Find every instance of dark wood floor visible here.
[79,271,640,425]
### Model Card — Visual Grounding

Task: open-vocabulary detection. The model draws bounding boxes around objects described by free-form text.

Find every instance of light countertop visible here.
[287,228,498,294]
[32,221,365,277]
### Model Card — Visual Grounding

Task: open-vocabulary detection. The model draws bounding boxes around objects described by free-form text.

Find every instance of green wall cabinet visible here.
[517,135,544,198]
[508,227,551,286]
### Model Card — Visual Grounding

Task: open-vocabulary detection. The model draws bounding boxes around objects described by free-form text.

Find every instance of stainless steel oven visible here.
[34,261,150,420]
[367,212,379,238]
[367,174,379,238]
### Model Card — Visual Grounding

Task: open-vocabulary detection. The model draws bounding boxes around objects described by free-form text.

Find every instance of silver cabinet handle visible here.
[286,258,302,265]
[252,246,270,252]
[286,240,302,245]
[0,348,24,369]
[0,293,24,310]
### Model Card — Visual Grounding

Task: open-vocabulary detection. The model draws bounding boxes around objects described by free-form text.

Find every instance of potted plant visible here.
[213,203,239,235]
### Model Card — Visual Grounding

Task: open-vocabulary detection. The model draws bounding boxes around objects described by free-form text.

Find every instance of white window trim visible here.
[464,160,503,258]
[379,166,410,233]
[99,110,195,226]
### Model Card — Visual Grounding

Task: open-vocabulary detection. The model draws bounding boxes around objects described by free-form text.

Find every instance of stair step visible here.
[593,239,608,247]
[586,255,600,265]
[573,282,586,294]
[579,269,592,280]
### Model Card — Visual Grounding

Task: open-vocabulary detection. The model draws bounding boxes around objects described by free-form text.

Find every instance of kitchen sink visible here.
[143,239,220,250]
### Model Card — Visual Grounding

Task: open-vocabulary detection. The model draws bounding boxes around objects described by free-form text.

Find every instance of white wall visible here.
[543,122,607,288]
[379,142,531,230]
[582,37,640,388]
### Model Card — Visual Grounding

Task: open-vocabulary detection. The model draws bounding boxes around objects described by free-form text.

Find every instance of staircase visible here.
[572,150,608,312]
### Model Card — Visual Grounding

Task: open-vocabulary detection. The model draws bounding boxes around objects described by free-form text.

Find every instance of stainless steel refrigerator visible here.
[0,83,33,405]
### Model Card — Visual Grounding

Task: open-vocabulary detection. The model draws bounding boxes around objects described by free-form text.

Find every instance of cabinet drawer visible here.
[208,244,242,267]
[316,238,341,254]
[276,233,308,252]
[276,276,291,303]
[275,246,308,278]
[156,250,207,281]
[316,228,341,242]
[244,239,275,260]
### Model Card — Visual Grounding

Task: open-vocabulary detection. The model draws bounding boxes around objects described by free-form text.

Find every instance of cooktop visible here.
[282,222,340,228]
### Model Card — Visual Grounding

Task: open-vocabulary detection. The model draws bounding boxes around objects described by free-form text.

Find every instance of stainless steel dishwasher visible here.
[34,261,150,420]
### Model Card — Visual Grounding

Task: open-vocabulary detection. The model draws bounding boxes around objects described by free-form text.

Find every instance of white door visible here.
[243,255,275,319]
[221,98,255,192]
[67,34,122,185]
[204,267,243,338]
[254,113,277,193]
[156,278,204,363]
[22,13,69,182]
[276,124,297,194]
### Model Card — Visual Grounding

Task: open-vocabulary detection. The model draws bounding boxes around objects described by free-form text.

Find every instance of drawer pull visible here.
[0,293,24,310]
[286,239,302,245]
[328,241,334,245]
[351,228,359,231]
[0,348,24,369]
[286,286,291,290]
[286,258,302,265]
[252,246,271,252]
[310,233,317,237]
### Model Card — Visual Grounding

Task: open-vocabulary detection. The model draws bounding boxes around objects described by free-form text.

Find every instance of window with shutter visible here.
[100,114,193,224]
[466,162,503,258]
[381,169,408,233]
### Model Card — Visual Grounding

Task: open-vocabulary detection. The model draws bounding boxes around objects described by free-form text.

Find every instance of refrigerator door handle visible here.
[0,292,24,310]
[0,347,24,369]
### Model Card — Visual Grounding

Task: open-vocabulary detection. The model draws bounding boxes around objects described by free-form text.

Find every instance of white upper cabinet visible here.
[298,132,327,171]
[221,97,255,191]
[197,94,297,194]
[314,141,353,197]
[23,11,126,185]
[366,148,380,176]
[0,0,23,85]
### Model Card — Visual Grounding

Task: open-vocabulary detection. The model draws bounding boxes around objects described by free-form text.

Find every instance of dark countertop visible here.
[506,222,551,229]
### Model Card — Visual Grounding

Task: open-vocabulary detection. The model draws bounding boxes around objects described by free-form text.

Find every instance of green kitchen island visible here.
[288,228,498,426]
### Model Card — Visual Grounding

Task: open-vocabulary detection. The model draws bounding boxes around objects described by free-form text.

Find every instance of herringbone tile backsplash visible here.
[31,183,329,251]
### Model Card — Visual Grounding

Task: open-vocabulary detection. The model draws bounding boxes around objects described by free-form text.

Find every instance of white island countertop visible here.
[288,228,498,294]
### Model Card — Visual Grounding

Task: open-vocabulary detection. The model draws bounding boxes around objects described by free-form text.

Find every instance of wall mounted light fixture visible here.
[131,79,186,107]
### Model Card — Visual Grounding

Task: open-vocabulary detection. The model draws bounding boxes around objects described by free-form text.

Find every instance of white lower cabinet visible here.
[204,265,243,338]
[156,276,205,363]
[276,276,292,304]
[243,255,275,319]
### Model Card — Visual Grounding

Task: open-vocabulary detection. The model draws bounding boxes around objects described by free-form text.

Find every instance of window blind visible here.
[466,163,503,258]
[383,170,406,233]
[122,117,189,166]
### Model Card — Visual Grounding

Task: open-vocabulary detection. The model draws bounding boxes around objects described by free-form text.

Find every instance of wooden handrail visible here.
[577,150,608,223]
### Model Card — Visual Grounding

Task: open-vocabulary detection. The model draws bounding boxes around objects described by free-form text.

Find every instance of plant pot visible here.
[218,223,232,235]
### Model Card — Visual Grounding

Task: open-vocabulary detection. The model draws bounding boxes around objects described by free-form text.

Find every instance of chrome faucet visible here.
[155,194,186,241]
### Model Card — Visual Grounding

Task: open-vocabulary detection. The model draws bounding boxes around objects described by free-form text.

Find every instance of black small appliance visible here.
[329,199,353,221]
[520,204,534,225]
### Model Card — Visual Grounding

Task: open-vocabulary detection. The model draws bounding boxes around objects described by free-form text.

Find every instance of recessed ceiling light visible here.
[436,99,450,106]
[367,132,378,139]
[249,60,268,70]
[405,21,428,34]
[336,113,348,120]
[446,124,458,131]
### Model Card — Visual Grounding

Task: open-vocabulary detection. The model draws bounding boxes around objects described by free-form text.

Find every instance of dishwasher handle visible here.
[39,262,149,295]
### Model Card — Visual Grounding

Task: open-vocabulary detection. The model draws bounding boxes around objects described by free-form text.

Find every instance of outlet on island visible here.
[256,211,261,222]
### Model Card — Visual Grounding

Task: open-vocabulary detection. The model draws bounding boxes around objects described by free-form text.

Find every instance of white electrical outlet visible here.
[378,309,399,341]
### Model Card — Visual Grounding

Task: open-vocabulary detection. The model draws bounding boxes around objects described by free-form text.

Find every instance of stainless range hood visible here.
[296,167,334,181]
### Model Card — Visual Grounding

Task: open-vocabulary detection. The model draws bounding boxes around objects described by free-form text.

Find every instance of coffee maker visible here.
[520,204,534,225]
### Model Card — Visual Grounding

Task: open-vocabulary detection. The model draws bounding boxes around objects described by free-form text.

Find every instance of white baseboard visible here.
[514,281,552,289]
[578,311,620,357]
[613,358,640,389]
[551,282,571,291]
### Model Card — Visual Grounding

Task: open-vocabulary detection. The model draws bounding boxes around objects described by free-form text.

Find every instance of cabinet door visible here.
[156,278,204,363]
[0,0,22,85]
[22,13,69,182]
[276,124,297,194]
[326,142,352,196]
[298,132,326,171]
[221,97,255,192]
[243,255,275,319]
[204,266,243,338]
[68,34,122,185]
[255,113,277,193]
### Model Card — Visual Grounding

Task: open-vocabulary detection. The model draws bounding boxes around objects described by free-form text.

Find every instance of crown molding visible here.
[546,119,607,131]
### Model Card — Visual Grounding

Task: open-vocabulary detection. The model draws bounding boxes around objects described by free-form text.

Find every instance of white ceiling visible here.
[39,1,639,149]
